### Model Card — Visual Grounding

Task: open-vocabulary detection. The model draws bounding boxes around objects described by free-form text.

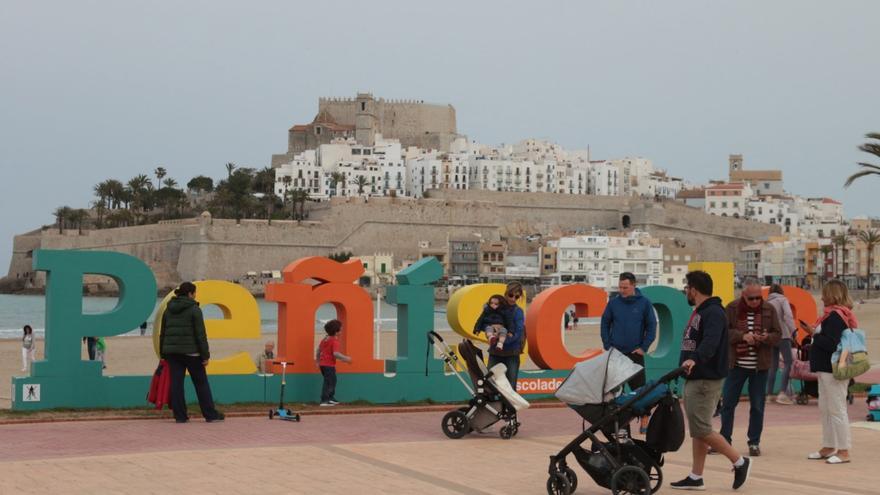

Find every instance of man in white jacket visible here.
[765,284,797,404]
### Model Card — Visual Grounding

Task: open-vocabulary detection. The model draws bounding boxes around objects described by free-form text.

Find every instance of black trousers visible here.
[85,338,97,360]
[166,354,220,421]
[320,366,337,402]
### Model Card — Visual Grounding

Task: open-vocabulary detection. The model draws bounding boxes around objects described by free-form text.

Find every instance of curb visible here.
[0,402,568,426]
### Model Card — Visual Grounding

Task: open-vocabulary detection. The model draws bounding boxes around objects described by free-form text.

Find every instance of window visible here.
[315,126,321,135]
[722,202,728,208]
[380,263,386,274]
[361,102,366,111]
[710,202,716,208]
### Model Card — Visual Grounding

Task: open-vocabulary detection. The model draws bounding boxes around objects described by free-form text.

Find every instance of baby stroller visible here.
[427,331,529,439]
[547,349,687,495]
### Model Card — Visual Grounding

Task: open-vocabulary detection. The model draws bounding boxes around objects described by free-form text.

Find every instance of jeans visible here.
[320,366,337,403]
[767,338,793,396]
[720,367,768,446]
[488,354,520,390]
[166,354,221,421]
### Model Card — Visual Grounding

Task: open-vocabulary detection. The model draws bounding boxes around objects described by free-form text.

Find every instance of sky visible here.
[1,0,878,272]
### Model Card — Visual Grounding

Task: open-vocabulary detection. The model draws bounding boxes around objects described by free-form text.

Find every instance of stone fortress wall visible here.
[4,191,779,292]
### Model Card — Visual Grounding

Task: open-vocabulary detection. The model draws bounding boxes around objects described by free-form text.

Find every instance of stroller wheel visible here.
[441,410,470,439]
[611,466,650,495]
[500,426,513,440]
[562,466,578,493]
[546,472,571,495]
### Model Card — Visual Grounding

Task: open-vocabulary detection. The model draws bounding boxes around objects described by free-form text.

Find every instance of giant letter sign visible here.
[525,284,606,369]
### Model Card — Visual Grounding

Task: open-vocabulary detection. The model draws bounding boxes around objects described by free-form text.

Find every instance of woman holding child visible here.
[474,282,526,387]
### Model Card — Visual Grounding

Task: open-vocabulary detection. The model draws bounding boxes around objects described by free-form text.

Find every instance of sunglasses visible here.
[746,296,762,302]
[507,292,522,298]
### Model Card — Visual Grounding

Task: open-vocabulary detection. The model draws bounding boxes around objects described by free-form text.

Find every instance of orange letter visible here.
[526,285,606,369]
[265,257,384,374]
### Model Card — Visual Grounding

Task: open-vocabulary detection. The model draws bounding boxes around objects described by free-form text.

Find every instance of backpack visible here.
[645,394,685,453]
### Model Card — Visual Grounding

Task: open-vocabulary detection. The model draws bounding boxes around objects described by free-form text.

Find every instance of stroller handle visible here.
[427,330,444,344]
[659,366,689,383]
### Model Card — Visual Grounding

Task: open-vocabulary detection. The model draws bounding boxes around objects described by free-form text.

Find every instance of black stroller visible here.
[427,331,529,439]
[547,349,687,495]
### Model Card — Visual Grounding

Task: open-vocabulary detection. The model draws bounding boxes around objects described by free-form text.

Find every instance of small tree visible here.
[225,162,237,179]
[353,175,368,195]
[154,167,167,186]
[53,206,72,234]
[844,132,880,188]
[858,229,880,298]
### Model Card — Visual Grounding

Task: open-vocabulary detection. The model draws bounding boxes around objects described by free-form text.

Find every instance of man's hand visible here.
[743,333,756,345]
[632,348,645,356]
[682,359,696,375]
[202,360,209,366]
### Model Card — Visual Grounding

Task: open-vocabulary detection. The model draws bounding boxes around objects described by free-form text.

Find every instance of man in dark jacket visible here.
[160,282,224,423]
[601,272,657,431]
[672,271,751,491]
[720,278,781,457]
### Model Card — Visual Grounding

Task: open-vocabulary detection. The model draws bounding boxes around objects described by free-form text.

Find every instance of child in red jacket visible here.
[316,319,352,406]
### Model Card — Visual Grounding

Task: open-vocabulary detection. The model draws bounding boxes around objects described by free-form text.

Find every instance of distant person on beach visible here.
[139,321,148,336]
[21,325,36,372]
[95,337,107,369]
[474,294,512,351]
[487,282,526,387]
[600,272,657,433]
[317,319,351,406]
[258,341,275,373]
[765,284,796,404]
[160,282,224,423]
[802,280,854,465]
[83,336,97,360]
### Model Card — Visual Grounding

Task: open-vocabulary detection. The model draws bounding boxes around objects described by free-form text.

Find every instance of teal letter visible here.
[640,286,691,380]
[32,250,157,377]
[385,257,443,375]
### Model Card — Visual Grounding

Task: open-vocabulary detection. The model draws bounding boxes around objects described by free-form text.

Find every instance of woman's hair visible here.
[769,283,784,295]
[505,281,524,298]
[487,294,506,307]
[174,282,197,297]
[822,279,853,309]
[23,325,32,337]
[324,319,342,336]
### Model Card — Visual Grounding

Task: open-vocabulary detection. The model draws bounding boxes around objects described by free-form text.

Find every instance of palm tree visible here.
[858,229,880,298]
[819,245,833,284]
[330,171,346,197]
[353,175,368,195]
[163,178,178,189]
[831,233,852,280]
[154,167,167,186]
[844,133,880,188]
[104,179,125,209]
[127,174,152,215]
[53,206,72,234]
[67,209,89,234]
[225,162,236,179]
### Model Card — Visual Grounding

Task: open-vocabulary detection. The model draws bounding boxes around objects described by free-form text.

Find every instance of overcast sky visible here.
[2,0,878,272]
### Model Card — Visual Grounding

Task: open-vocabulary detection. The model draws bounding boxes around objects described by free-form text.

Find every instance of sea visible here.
[0,294,452,339]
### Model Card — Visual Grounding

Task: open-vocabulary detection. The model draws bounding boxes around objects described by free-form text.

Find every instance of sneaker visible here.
[732,457,751,490]
[319,402,335,407]
[328,400,340,405]
[775,393,793,405]
[670,477,706,491]
[748,444,761,457]
[206,412,225,422]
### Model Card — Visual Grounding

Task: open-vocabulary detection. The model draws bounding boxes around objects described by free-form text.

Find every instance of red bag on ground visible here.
[146,359,171,410]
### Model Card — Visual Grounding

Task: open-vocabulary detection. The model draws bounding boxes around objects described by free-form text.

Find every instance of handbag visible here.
[832,329,870,380]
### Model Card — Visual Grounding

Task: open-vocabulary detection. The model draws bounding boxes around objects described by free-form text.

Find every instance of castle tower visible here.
[729,154,743,177]
[355,93,378,147]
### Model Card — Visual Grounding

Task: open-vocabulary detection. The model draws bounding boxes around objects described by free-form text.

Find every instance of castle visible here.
[271,93,460,167]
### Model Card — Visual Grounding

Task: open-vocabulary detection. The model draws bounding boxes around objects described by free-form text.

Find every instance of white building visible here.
[608,157,654,197]
[589,161,621,196]
[554,231,663,291]
[505,254,541,279]
[705,182,752,218]
[274,150,327,198]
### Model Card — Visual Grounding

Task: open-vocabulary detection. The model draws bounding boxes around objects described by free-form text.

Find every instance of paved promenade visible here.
[0,401,877,494]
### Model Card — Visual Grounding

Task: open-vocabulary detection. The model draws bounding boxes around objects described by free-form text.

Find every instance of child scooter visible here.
[269,361,301,422]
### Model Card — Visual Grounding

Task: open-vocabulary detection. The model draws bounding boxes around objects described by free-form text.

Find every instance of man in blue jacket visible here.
[600,272,657,432]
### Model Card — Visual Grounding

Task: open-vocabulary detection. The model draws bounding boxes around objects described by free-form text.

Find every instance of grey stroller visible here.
[427,331,529,439]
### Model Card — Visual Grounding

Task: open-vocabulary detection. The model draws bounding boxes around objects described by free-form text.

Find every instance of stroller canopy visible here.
[555,349,642,406]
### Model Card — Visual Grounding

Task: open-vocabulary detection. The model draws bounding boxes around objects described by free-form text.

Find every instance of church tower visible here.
[355,93,378,146]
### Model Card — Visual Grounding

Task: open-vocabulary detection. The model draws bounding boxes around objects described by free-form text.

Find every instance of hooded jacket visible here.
[159,296,210,359]
[679,297,729,380]
[600,288,657,354]
[765,293,796,340]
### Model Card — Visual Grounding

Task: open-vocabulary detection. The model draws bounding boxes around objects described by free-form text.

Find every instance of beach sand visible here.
[2,298,879,409]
